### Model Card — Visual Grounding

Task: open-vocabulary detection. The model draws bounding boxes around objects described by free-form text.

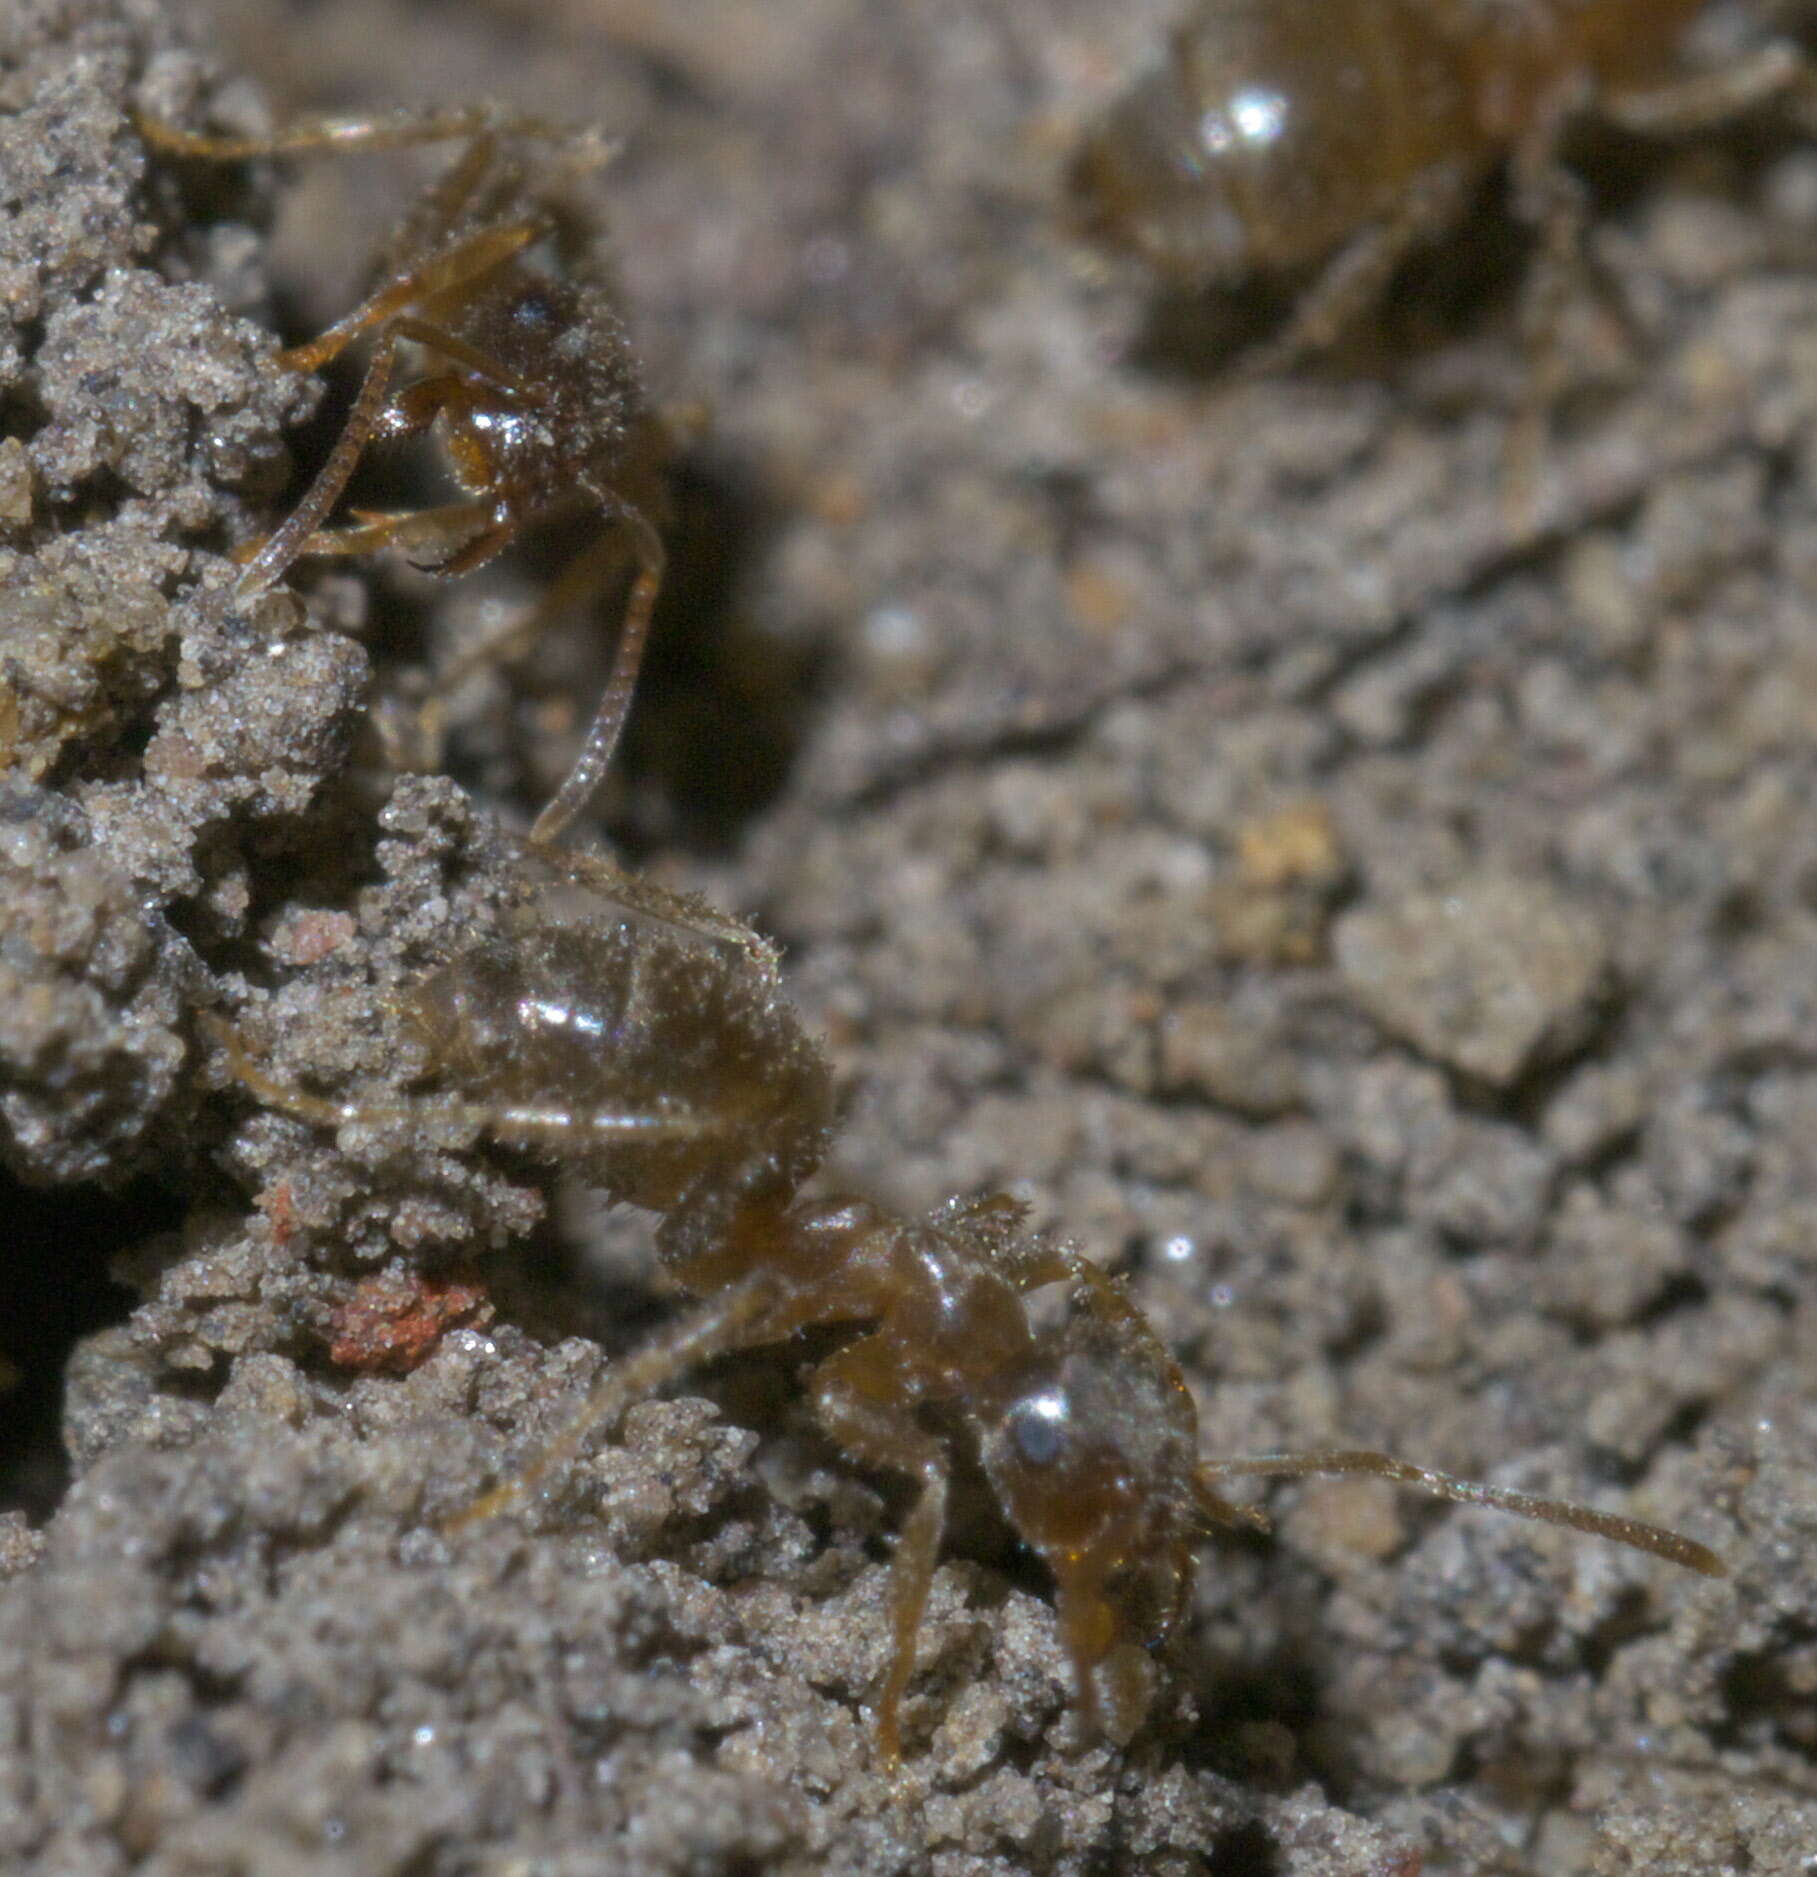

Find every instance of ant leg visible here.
[1504,43,1817,528]
[205,1011,712,1144]
[414,530,631,771]
[142,114,547,374]
[809,1338,950,1771]
[528,508,666,848]
[423,518,521,580]
[1242,160,1475,376]
[277,219,542,374]
[1601,41,1812,138]
[135,104,570,164]
[237,328,404,596]
[138,109,616,269]
[1196,1450,1726,1575]
[443,1271,782,1533]
[529,842,782,971]
[385,130,510,277]
[386,315,531,396]
[1050,1572,1160,1748]
[282,498,495,563]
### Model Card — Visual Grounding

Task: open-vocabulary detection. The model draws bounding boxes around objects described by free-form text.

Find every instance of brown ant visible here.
[138,104,675,847]
[207,869,1727,1770]
[1068,1,1816,441]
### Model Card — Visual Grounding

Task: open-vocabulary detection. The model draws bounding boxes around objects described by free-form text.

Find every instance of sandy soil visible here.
[2,0,1814,1871]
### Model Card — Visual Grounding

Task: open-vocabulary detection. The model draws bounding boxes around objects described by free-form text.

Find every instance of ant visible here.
[207,864,1727,1771]
[1068,1,1817,461]
[138,104,677,848]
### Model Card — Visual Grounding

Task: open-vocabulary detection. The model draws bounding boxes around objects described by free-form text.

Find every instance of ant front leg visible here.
[235,327,403,596]
[809,1338,951,1773]
[288,498,498,565]
[275,219,542,377]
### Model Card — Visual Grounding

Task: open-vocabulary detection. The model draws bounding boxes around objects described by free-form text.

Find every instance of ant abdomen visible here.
[399,922,836,1214]
[1070,1,1484,287]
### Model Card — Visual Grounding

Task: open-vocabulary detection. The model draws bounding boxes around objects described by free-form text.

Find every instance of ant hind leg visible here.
[443,1270,781,1531]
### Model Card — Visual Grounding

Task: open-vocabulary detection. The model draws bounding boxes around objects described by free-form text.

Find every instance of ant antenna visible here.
[1196,1451,1726,1575]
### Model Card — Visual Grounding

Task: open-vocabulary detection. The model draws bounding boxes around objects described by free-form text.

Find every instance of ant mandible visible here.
[140,104,673,848]
[207,879,1727,1772]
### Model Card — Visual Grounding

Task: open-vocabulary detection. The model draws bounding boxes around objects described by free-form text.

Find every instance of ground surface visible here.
[2,0,1816,1872]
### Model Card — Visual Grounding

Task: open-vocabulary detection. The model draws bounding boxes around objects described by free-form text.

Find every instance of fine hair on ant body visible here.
[1068,1,1817,479]
[139,104,676,848]
[208,860,1727,1770]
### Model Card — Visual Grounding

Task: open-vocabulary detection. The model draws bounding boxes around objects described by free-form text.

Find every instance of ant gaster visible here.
[1069,1,1816,377]
[210,889,1726,1769]
[139,106,675,847]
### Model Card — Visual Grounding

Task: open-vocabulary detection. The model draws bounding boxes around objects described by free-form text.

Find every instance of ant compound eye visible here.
[1008,1386,1072,1467]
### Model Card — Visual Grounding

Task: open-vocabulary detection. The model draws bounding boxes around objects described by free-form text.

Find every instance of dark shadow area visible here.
[1715,1625,1817,1765]
[0,1174,170,1520]
[1205,1820,1283,1877]
[609,449,826,856]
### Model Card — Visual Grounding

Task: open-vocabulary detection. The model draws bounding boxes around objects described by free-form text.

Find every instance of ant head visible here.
[975,1265,1203,1742]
